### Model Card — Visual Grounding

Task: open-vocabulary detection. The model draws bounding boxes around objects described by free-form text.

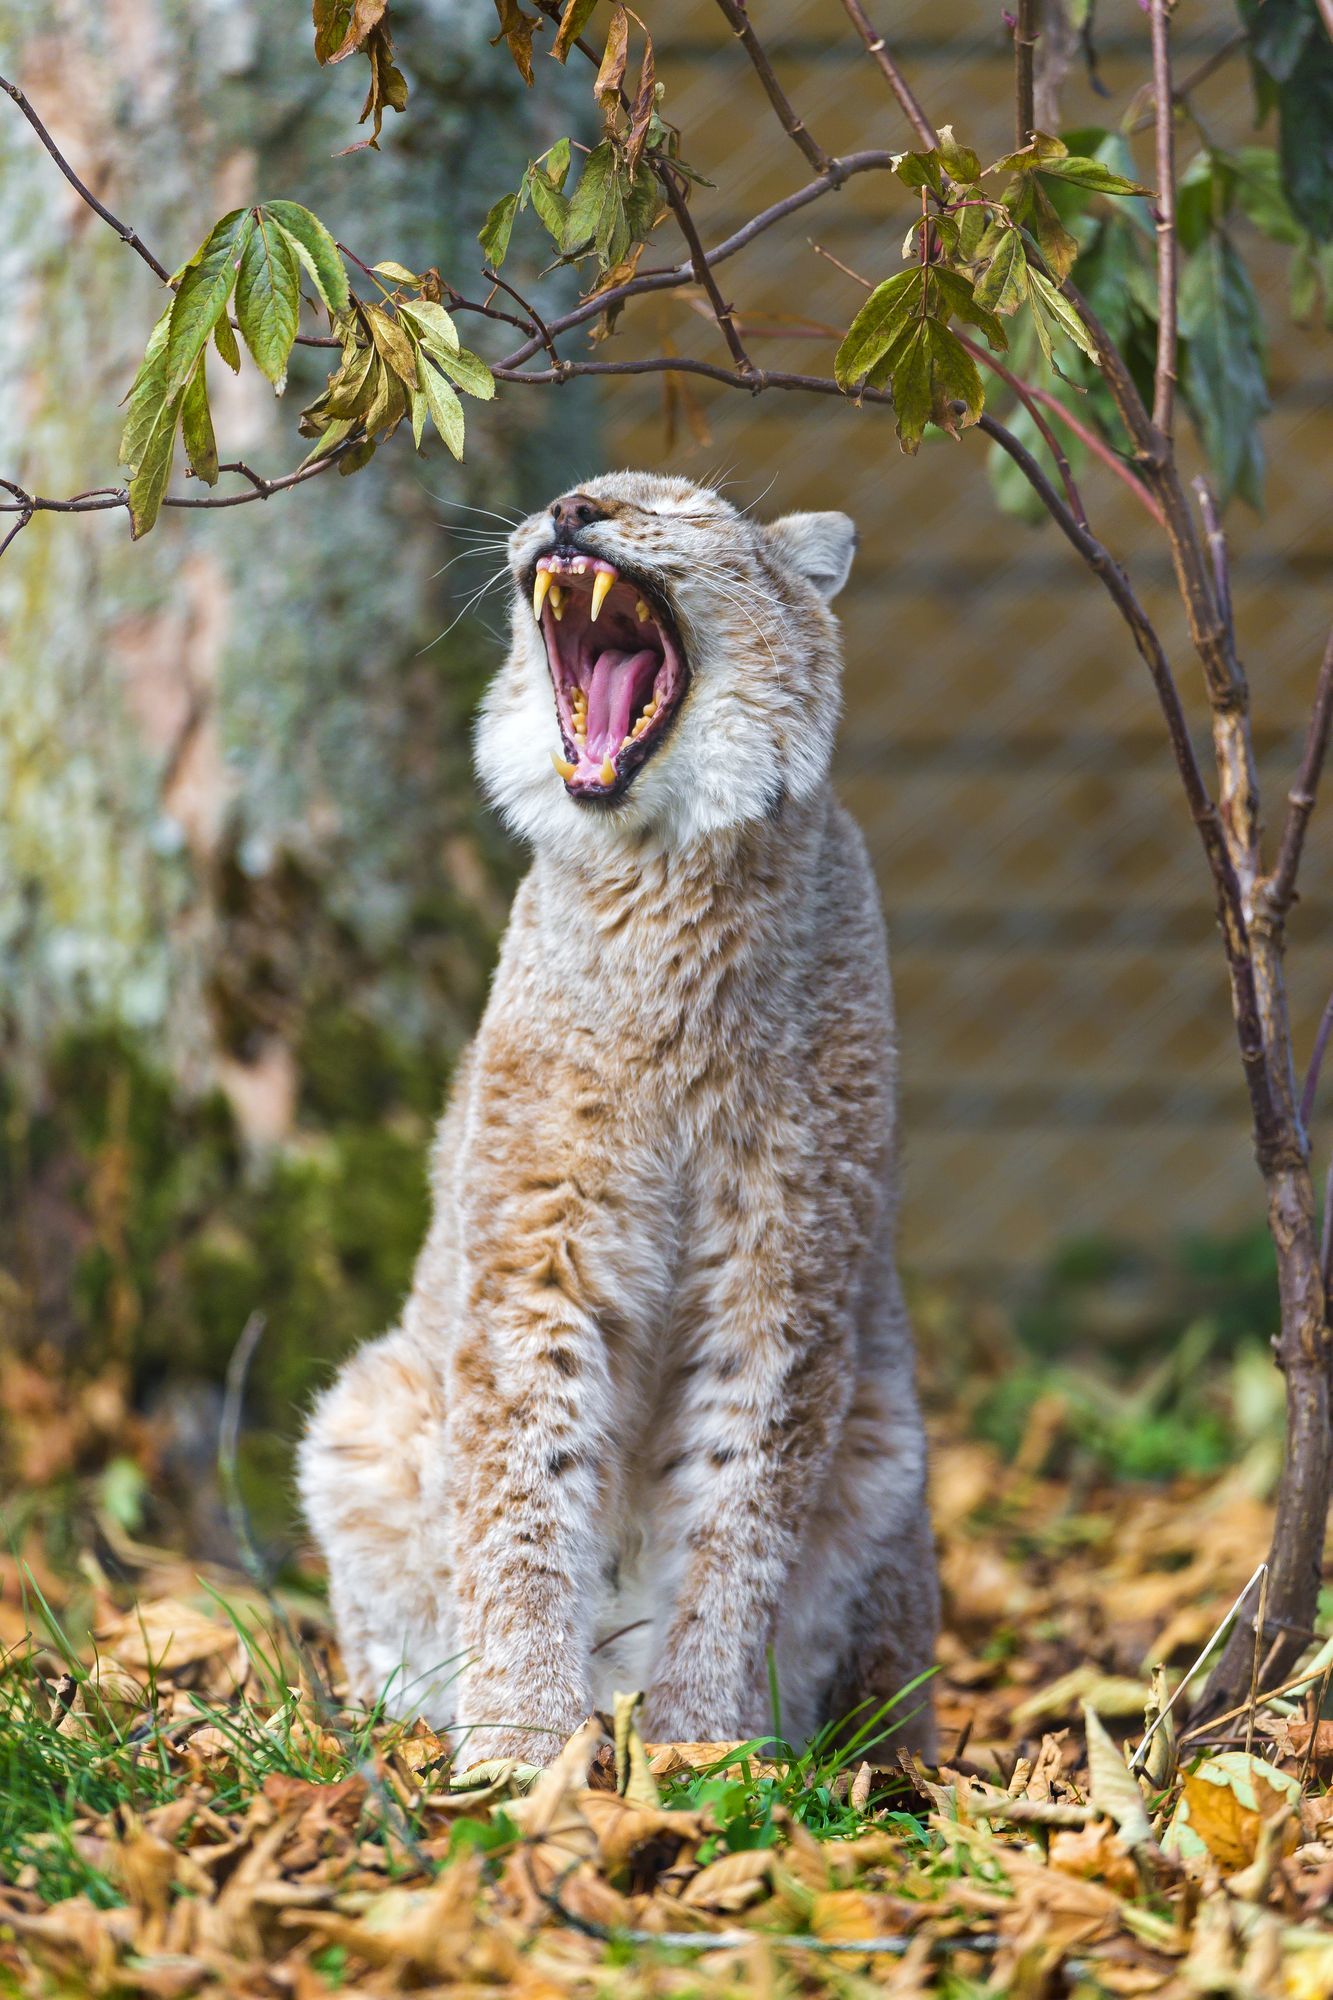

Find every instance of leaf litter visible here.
[3,1413,1333,1995]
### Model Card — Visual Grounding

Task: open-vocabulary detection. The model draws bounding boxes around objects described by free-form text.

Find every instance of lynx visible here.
[299,471,938,1764]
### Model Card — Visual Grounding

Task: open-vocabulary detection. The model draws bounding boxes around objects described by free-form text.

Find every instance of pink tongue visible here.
[584,647,659,759]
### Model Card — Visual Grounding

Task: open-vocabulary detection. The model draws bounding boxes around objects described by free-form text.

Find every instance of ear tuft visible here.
[763,511,857,601]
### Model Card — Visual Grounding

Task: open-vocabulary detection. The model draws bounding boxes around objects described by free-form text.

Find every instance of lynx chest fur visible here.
[300,472,938,1762]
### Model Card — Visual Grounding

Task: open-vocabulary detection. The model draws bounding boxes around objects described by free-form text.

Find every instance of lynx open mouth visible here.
[530,553,688,801]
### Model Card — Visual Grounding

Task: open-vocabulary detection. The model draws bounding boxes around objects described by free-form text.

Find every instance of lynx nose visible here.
[550,491,609,535]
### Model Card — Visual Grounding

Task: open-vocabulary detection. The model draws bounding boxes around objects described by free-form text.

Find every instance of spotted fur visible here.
[299,471,938,1762]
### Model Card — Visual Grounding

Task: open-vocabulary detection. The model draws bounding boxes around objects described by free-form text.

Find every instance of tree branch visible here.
[1014,0,1038,147]
[0,72,173,285]
[656,159,756,379]
[494,150,898,370]
[838,0,937,150]
[1263,624,1333,927]
[952,330,1088,530]
[0,443,353,530]
[1148,0,1178,440]
[710,0,834,177]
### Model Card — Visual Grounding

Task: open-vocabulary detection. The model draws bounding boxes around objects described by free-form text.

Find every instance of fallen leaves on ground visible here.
[2,1429,1332,1995]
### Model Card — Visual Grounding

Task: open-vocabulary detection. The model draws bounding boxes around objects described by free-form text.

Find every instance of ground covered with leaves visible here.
[4,1401,1333,2000]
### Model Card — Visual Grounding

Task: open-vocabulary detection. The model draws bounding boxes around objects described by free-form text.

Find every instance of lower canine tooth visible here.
[599,755,616,785]
[636,599,649,621]
[551,752,575,780]
[590,570,614,620]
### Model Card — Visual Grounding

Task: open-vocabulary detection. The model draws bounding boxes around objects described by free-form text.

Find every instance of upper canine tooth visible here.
[533,569,552,621]
[590,570,615,621]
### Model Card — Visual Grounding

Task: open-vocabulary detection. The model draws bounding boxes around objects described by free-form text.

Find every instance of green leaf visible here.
[986,131,1071,177]
[337,437,378,475]
[1238,0,1333,239]
[399,300,460,354]
[373,259,419,283]
[1179,231,1269,506]
[119,303,173,477]
[127,387,184,539]
[213,310,241,372]
[892,147,945,196]
[1037,155,1153,197]
[889,321,932,453]
[1230,146,1302,245]
[234,210,302,388]
[834,269,927,390]
[1028,268,1099,362]
[1011,175,1080,281]
[528,167,569,242]
[299,413,356,468]
[564,141,618,255]
[410,386,428,451]
[264,201,350,312]
[416,351,465,459]
[163,209,253,399]
[889,316,984,455]
[479,191,520,267]
[181,357,218,486]
[931,267,1008,351]
[427,345,496,401]
[322,339,377,417]
[973,226,1028,315]
[937,125,981,183]
[541,136,572,191]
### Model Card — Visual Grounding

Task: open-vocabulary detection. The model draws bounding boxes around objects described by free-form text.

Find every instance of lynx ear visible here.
[763,511,857,601]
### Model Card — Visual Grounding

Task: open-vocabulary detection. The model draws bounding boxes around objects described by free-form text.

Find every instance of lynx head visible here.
[474,470,856,849]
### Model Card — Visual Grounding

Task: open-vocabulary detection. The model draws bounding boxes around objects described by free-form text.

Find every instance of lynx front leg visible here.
[643,1170,858,1743]
[444,1078,654,1765]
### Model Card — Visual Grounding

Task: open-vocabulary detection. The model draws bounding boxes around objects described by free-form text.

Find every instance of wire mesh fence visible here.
[598,0,1333,1277]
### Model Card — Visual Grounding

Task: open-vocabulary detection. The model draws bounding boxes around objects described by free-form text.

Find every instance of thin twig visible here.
[2,74,338,347]
[1245,1563,1271,1755]
[1298,1661,1333,1792]
[0,442,355,541]
[495,150,898,371]
[0,72,172,284]
[1027,388,1166,528]
[1014,0,1038,147]
[656,159,756,379]
[1148,0,1178,439]
[953,329,1088,530]
[1263,623,1333,925]
[710,0,833,176]
[838,0,937,150]
[1126,29,1247,134]
[539,1862,995,1958]
[481,266,563,371]
[1130,1561,1267,1769]
[1301,991,1333,1131]
[1192,477,1233,645]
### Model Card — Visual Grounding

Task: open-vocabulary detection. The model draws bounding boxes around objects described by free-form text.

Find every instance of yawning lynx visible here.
[299,471,938,1763]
